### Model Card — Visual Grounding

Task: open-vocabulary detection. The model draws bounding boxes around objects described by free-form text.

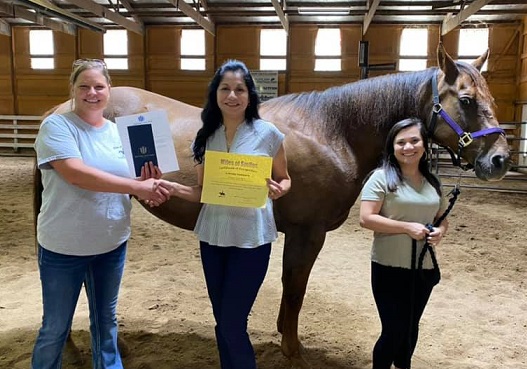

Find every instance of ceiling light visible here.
[297,7,350,15]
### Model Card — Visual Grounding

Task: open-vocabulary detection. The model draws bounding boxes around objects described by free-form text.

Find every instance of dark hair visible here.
[382,117,442,196]
[192,59,261,164]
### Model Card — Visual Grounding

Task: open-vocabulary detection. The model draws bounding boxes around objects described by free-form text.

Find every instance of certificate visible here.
[201,151,272,208]
[115,110,179,178]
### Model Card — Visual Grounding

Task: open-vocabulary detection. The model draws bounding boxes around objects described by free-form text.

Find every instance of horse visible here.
[33,44,510,369]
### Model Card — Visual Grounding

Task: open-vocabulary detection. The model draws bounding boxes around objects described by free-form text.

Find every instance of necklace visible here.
[223,120,244,152]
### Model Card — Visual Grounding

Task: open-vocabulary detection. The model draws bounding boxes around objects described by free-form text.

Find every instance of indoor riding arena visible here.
[1,2,527,369]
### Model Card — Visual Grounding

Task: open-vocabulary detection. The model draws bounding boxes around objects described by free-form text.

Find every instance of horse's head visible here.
[428,44,510,181]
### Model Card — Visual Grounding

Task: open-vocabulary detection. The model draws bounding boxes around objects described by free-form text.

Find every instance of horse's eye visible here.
[460,97,472,106]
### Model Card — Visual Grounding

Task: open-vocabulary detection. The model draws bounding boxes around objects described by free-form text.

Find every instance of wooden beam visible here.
[0,19,11,36]
[0,2,77,35]
[270,0,289,34]
[117,0,144,26]
[363,0,380,35]
[166,0,215,36]
[15,0,105,32]
[64,0,144,35]
[441,0,492,36]
[193,0,215,24]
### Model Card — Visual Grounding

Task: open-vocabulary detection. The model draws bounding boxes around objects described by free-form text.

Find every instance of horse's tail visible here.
[33,104,60,253]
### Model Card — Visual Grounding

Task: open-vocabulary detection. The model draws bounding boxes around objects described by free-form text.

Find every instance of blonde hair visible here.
[70,59,112,86]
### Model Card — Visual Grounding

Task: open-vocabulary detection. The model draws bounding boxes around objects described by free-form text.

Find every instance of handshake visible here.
[134,162,175,207]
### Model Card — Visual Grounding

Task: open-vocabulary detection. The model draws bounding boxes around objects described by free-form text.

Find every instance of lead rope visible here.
[407,185,460,368]
[418,184,460,272]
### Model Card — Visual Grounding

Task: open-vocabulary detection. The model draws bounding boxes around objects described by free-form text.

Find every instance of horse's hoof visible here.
[289,356,312,369]
[282,342,311,369]
[63,344,84,365]
[118,336,130,358]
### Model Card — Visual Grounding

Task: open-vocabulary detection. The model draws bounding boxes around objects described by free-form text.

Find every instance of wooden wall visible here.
[0,22,523,122]
[486,24,522,121]
[518,17,527,110]
[0,34,13,114]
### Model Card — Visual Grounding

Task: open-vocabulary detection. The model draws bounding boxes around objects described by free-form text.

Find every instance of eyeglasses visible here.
[72,58,107,70]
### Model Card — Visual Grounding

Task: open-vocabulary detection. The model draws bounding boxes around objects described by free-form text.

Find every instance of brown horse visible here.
[34,44,510,368]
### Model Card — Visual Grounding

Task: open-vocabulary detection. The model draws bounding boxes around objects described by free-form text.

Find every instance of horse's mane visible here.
[263,68,437,140]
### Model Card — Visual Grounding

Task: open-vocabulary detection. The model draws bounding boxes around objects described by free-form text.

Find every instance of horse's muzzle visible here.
[475,153,511,181]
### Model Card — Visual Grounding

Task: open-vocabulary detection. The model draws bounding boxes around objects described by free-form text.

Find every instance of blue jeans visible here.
[31,242,127,369]
[200,241,271,369]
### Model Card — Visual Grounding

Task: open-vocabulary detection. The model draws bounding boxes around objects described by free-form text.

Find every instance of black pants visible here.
[371,262,435,369]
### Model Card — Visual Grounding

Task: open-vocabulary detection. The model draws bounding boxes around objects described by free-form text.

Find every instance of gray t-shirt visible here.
[361,169,446,269]
[35,112,131,256]
[194,119,284,248]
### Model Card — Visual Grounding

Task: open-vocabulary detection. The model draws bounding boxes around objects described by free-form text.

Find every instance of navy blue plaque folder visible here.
[127,124,158,177]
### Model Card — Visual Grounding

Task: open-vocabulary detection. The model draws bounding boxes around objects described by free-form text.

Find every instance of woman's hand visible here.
[267,178,286,200]
[154,179,177,197]
[427,226,445,246]
[139,163,164,206]
[135,178,170,207]
[140,162,162,180]
[406,222,431,241]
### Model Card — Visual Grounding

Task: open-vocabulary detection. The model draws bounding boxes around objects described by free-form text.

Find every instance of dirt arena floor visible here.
[0,155,526,369]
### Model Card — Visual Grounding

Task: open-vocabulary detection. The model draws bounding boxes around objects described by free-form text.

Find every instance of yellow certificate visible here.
[201,150,272,208]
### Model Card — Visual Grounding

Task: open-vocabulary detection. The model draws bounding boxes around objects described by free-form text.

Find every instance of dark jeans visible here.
[200,241,271,369]
[371,262,435,369]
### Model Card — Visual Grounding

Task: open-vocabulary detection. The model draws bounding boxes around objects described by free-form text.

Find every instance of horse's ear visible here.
[437,43,458,85]
[472,49,489,71]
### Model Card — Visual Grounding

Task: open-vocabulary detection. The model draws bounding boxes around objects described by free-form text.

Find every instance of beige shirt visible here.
[361,169,446,269]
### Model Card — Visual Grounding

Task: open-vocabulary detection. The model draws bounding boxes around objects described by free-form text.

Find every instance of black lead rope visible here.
[417,185,460,274]
[407,185,460,368]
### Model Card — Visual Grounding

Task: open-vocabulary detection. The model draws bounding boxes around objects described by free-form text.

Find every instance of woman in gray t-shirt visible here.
[32,59,168,369]
[360,118,448,369]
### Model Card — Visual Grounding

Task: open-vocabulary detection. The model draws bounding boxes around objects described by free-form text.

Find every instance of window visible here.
[458,28,489,72]
[315,28,341,71]
[30,30,54,70]
[399,28,428,71]
[181,29,205,70]
[104,30,128,70]
[260,29,287,71]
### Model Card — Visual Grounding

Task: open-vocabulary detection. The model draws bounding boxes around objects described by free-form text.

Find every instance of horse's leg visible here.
[278,224,326,369]
[63,331,83,365]
[118,335,130,357]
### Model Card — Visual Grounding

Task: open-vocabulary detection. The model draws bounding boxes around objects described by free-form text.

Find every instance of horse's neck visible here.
[331,70,434,176]
[348,70,431,134]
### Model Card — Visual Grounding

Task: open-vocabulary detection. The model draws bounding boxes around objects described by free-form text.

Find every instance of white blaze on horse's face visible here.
[72,69,111,115]
[393,126,425,168]
[216,71,249,122]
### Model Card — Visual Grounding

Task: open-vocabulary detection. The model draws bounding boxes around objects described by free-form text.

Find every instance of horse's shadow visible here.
[0,327,370,369]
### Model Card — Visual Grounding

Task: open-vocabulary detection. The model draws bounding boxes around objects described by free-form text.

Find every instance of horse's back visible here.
[260,96,365,230]
[41,87,363,231]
